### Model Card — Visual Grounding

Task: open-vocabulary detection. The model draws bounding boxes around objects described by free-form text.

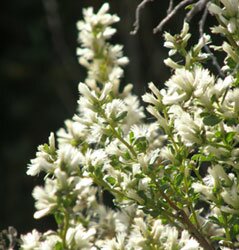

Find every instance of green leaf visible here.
[54,212,64,226]
[210,235,226,241]
[134,137,148,153]
[105,176,116,186]
[200,112,210,117]
[191,153,213,162]
[185,4,195,10]
[55,242,64,250]
[232,224,239,237]
[115,111,128,122]
[225,132,236,144]
[129,131,134,144]
[203,114,221,126]
[174,173,183,186]
[225,118,237,126]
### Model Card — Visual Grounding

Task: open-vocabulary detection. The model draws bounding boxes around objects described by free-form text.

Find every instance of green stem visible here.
[62,210,69,249]
[101,111,137,158]
[182,163,201,230]
[191,164,203,182]
[221,212,232,242]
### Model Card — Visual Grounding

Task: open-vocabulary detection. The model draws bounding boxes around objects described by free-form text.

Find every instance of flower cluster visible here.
[76,3,128,88]
[209,0,239,74]
[21,1,239,250]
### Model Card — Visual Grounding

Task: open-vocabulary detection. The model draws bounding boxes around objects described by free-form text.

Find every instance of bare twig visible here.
[131,0,154,35]
[153,0,195,34]
[186,0,210,21]
[167,0,174,15]
[199,6,225,78]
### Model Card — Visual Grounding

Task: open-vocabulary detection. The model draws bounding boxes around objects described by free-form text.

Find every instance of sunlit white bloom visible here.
[220,0,239,17]
[91,205,118,239]
[220,88,239,118]
[222,42,239,62]
[104,99,127,120]
[173,108,203,146]
[208,3,223,15]
[21,230,41,250]
[208,165,232,187]
[101,233,126,250]
[180,230,201,250]
[57,144,83,172]
[192,181,215,201]
[142,82,162,103]
[76,3,128,85]
[73,178,97,212]
[221,181,239,209]
[142,92,159,106]
[160,146,175,163]
[146,105,168,132]
[105,139,127,157]
[164,58,182,69]
[32,179,58,219]
[39,233,61,250]
[83,148,109,169]
[204,145,229,158]
[66,224,96,249]
[138,177,151,191]
[164,22,191,57]
[57,120,87,146]
[123,95,145,130]
[193,34,211,55]
[27,133,56,176]
[130,124,149,139]
[162,67,214,105]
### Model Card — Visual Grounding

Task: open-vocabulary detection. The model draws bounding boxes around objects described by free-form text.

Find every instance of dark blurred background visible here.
[1,0,217,235]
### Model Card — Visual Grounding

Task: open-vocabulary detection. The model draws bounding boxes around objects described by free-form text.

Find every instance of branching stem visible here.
[153,0,195,34]
[131,0,154,35]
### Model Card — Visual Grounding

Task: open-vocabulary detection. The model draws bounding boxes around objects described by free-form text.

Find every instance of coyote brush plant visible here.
[20,1,239,249]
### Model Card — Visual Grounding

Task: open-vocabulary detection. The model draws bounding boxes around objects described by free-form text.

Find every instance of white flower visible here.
[173,108,203,146]
[57,120,87,146]
[57,144,83,172]
[162,67,214,105]
[180,230,201,250]
[83,148,109,169]
[38,233,61,250]
[208,3,223,15]
[104,99,127,120]
[101,233,126,250]
[27,133,56,176]
[21,230,41,250]
[192,182,215,201]
[76,4,128,85]
[123,95,145,131]
[146,105,168,132]
[32,179,57,219]
[221,182,239,209]
[73,178,97,212]
[66,225,96,249]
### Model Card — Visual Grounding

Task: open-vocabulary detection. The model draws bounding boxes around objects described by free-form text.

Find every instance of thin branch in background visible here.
[130,0,154,35]
[199,6,225,78]
[167,0,174,15]
[153,0,195,34]
[186,0,209,22]
[42,0,79,82]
